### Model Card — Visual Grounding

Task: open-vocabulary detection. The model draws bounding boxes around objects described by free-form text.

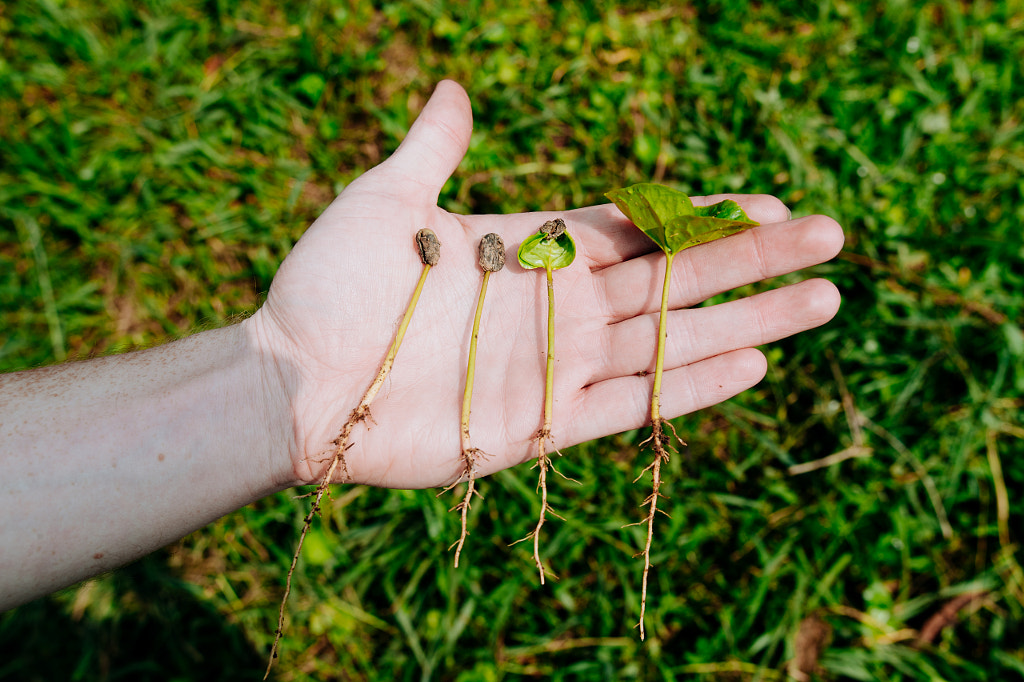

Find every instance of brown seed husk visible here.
[416,228,441,266]
[540,218,566,240]
[478,233,506,272]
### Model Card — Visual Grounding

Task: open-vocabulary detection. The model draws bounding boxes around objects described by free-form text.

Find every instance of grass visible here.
[1,0,1022,679]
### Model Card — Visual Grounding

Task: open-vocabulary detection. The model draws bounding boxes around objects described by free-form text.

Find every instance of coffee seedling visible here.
[447,233,506,567]
[515,218,576,583]
[605,183,758,639]
[266,228,441,676]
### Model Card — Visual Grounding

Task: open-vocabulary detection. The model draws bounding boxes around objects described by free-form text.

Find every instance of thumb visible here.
[379,80,473,205]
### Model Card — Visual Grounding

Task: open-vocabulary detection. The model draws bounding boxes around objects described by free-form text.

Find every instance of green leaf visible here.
[517,230,576,271]
[694,198,749,222]
[605,183,759,255]
[604,183,695,252]
[667,214,761,251]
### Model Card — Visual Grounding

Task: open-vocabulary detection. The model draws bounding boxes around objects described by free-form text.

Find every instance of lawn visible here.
[1,1,1022,680]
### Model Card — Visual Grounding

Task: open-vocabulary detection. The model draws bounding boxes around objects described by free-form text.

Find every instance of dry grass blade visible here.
[915,592,987,646]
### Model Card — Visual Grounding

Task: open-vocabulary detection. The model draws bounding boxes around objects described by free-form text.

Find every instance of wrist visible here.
[242,312,308,488]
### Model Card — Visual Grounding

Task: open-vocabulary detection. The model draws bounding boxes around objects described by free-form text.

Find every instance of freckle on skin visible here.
[158,453,165,462]
[93,553,104,560]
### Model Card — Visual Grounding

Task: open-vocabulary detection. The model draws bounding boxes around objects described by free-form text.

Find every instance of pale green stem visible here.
[461,270,490,451]
[650,251,674,425]
[361,263,432,408]
[531,264,557,584]
[452,269,491,568]
[543,265,556,432]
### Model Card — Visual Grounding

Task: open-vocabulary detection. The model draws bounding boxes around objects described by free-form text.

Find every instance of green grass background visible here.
[1,1,1023,680]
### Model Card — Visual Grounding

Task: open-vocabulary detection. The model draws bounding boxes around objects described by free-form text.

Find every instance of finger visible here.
[375,79,473,205]
[584,278,840,385]
[565,195,793,269]
[596,214,844,322]
[566,348,768,445]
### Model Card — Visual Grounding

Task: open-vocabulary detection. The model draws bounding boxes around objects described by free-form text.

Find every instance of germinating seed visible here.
[478,232,505,273]
[416,228,441,266]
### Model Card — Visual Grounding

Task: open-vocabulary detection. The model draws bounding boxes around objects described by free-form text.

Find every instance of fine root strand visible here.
[635,417,684,641]
[264,406,370,678]
[527,430,555,584]
[447,447,486,567]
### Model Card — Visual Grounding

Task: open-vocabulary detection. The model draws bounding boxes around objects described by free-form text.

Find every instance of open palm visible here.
[254,81,844,490]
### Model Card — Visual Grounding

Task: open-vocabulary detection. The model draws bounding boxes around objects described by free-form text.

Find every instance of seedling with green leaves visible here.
[447,233,506,567]
[266,228,441,676]
[604,183,758,639]
[515,218,576,583]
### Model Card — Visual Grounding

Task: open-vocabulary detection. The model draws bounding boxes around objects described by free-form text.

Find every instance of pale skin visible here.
[0,80,844,611]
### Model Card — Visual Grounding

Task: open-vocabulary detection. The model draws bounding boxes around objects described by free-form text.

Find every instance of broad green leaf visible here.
[694,198,749,222]
[605,183,758,254]
[604,183,695,251]
[667,214,760,251]
[517,230,576,271]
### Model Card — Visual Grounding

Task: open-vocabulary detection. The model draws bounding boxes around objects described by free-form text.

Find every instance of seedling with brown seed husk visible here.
[447,232,505,567]
[515,218,576,583]
[604,183,758,639]
[265,228,441,677]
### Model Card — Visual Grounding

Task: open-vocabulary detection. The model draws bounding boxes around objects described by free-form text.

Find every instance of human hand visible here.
[252,80,844,490]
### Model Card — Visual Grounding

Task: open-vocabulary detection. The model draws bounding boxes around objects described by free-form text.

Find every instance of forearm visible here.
[0,320,293,610]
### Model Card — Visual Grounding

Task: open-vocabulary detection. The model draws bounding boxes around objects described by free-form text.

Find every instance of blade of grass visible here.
[13,214,65,362]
